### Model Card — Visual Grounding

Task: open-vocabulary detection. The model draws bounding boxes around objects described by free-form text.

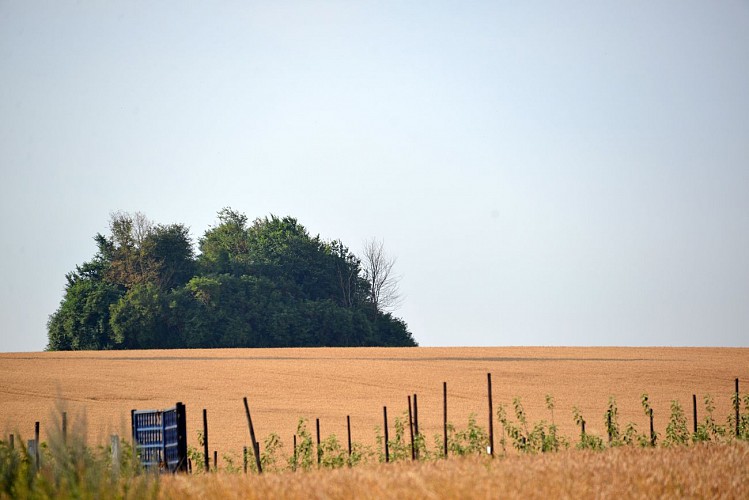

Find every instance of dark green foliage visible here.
[109,283,173,349]
[147,223,197,290]
[48,209,416,350]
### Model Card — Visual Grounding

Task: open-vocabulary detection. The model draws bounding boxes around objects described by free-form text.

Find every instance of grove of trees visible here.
[47,209,416,350]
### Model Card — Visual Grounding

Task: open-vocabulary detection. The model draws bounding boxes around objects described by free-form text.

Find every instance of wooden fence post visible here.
[175,402,187,473]
[692,394,698,434]
[736,378,740,438]
[243,446,248,473]
[413,393,419,459]
[242,397,263,474]
[408,395,415,461]
[62,412,67,445]
[443,382,448,458]
[202,409,209,472]
[487,373,494,457]
[130,409,136,450]
[316,418,321,467]
[34,421,40,470]
[292,435,297,471]
[213,450,218,472]
[383,406,389,463]
[607,409,612,443]
[649,408,655,446]
[9,434,13,450]
[347,415,352,465]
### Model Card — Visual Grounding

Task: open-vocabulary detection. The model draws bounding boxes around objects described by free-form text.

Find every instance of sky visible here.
[1,1,748,352]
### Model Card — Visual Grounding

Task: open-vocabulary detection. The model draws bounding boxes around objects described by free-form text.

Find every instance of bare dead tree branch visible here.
[362,238,402,313]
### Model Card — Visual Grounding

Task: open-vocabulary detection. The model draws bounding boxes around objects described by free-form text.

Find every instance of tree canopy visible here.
[47,210,416,350]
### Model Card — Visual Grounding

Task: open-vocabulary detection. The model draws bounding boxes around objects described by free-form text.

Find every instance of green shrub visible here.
[664,400,690,447]
[694,394,727,442]
[727,393,749,440]
[387,413,411,462]
[449,414,488,456]
[288,418,314,471]
[497,397,567,454]
[621,422,648,447]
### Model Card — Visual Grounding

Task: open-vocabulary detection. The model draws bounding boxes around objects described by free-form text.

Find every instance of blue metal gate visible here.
[131,402,187,472]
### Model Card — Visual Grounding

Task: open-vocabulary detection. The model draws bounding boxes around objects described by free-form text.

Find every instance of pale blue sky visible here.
[1,1,748,352]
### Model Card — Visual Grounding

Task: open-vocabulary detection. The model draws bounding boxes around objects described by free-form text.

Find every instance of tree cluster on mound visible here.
[47,209,416,350]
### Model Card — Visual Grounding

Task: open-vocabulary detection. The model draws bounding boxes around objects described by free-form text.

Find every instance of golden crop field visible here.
[1,346,747,460]
[158,443,749,499]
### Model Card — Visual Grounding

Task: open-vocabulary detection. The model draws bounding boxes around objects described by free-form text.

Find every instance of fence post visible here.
[487,373,494,457]
[130,409,136,450]
[736,378,740,438]
[607,409,612,443]
[316,418,321,467]
[34,421,40,470]
[293,435,297,471]
[443,382,448,458]
[202,409,209,472]
[111,435,120,476]
[383,406,389,463]
[413,393,419,459]
[242,397,262,474]
[649,408,656,446]
[692,394,698,435]
[347,415,352,465]
[213,450,218,472]
[9,434,13,450]
[62,412,67,445]
[175,402,188,472]
[408,396,415,461]
[243,446,248,473]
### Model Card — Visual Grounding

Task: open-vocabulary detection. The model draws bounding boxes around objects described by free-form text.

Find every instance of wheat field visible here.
[1,346,747,460]
[158,443,749,499]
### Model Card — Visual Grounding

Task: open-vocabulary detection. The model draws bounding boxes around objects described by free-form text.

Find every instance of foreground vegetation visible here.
[3,434,747,499]
[162,444,749,499]
[4,390,748,498]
